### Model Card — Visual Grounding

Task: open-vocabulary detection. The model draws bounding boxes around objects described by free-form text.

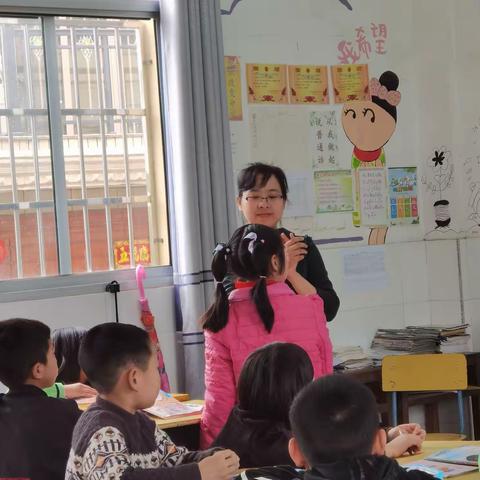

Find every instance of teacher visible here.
[229,162,340,322]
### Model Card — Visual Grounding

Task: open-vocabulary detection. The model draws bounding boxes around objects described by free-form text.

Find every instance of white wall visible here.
[0,285,180,394]
[221,0,480,349]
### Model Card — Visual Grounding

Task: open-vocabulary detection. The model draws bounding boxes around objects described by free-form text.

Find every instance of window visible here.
[0,15,169,280]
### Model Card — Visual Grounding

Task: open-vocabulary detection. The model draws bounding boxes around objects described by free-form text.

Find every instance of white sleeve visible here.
[154,426,189,466]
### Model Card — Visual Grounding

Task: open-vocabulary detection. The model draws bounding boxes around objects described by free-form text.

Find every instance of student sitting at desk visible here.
[213,343,425,468]
[287,375,432,480]
[44,326,97,400]
[0,318,81,480]
[66,322,239,480]
[200,224,333,447]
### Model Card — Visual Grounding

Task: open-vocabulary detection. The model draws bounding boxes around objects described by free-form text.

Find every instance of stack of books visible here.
[371,327,440,358]
[333,346,372,370]
[370,323,472,359]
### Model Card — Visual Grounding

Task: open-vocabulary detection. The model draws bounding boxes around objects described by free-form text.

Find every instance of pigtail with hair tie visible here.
[202,242,231,332]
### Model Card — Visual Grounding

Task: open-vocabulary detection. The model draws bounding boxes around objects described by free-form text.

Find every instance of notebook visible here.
[144,395,203,419]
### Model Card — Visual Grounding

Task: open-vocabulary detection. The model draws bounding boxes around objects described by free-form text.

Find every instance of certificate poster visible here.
[246,63,288,104]
[288,65,329,104]
[314,170,353,213]
[388,167,419,225]
[224,56,243,121]
[331,64,369,104]
[358,167,388,227]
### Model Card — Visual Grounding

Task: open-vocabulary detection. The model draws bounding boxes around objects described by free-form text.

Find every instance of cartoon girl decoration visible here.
[341,70,401,245]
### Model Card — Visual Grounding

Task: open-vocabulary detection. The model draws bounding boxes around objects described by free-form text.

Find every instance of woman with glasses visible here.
[231,162,339,322]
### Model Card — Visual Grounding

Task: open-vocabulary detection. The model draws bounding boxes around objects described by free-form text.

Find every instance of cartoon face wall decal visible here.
[341,70,400,245]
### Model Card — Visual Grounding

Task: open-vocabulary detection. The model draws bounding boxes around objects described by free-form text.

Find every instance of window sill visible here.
[0,265,173,303]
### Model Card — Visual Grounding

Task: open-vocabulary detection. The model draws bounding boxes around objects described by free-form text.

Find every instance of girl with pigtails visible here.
[199,224,333,448]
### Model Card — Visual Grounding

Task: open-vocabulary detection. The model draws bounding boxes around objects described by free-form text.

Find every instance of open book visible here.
[404,446,480,478]
[144,394,203,419]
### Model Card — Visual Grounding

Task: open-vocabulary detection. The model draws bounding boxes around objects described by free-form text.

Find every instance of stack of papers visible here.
[144,395,203,419]
[333,346,372,370]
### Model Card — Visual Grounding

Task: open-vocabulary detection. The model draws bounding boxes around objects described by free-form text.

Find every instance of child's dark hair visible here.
[0,318,51,389]
[290,375,379,465]
[237,163,289,201]
[79,323,152,394]
[238,343,313,428]
[202,224,285,333]
[52,327,87,384]
[372,70,399,122]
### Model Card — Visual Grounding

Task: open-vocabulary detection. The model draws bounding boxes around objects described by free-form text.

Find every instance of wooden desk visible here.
[397,441,480,479]
[341,352,480,439]
[77,397,203,450]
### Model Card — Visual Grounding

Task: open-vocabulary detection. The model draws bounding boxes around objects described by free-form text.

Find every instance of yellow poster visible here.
[246,63,288,104]
[331,64,369,104]
[289,65,329,104]
[224,56,243,121]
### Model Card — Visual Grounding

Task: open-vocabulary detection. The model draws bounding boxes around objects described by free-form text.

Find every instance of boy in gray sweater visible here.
[66,323,238,480]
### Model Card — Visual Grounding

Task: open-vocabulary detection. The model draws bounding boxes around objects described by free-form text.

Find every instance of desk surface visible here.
[397,441,480,479]
[77,398,203,430]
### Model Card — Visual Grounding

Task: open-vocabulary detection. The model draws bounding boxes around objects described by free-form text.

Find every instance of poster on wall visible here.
[314,170,353,213]
[331,64,369,104]
[310,110,340,170]
[283,170,315,218]
[358,167,388,227]
[388,167,419,225]
[224,56,243,121]
[246,63,288,104]
[288,65,329,104]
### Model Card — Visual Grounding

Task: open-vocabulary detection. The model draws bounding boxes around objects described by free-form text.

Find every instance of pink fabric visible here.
[200,282,333,448]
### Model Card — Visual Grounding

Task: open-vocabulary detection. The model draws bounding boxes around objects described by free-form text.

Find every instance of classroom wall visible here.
[221,0,480,353]
[0,285,180,394]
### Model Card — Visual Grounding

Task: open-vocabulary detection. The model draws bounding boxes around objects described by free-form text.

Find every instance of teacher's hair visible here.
[201,224,285,333]
[237,163,289,200]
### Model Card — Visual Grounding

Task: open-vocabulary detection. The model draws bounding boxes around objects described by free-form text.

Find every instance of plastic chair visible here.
[382,354,467,437]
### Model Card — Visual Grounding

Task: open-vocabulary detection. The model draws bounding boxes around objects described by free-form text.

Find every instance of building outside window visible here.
[0,15,169,280]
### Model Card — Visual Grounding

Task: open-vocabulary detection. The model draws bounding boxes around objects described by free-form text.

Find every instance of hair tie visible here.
[258,275,267,279]
[244,232,265,254]
[370,77,401,106]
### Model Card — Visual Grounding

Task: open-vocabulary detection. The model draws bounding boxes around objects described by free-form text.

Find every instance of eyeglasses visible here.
[244,194,284,204]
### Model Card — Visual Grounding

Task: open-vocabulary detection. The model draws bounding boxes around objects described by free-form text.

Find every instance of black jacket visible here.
[212,406,293,468]
[237,456,434,480]
[223,228,340,322]
[0,384,81,480]
[304,456,434,480]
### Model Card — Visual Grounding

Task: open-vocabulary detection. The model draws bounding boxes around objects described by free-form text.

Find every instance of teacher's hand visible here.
[281,233,308,275]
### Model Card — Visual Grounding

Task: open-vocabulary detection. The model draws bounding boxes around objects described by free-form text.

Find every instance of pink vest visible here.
[200,282,333,448]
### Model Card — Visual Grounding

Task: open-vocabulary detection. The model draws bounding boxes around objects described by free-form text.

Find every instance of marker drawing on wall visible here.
[464,121,480,234]
[341,70,401,245]
[310,111,340,170]
[220,0,243,15]
[422,146,456,237]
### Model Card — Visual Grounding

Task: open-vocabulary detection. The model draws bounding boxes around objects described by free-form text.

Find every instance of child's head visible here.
[79,323,160,409]
[289,374,386,468]
[52,326,87,384]
[238,342,313,427]
[202,224,285,333]
[0,318,58,390]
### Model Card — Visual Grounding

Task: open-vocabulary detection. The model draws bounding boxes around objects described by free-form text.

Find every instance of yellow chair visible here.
[382,354,467,436]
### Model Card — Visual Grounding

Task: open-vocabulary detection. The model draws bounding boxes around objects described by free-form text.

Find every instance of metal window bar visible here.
[92,25,114,270]
[1,24,23,278]
[115,26,135,267]
[134,27,157,265]
[70,27,92,272]
[24,26,46,276]
[42,16,72,275]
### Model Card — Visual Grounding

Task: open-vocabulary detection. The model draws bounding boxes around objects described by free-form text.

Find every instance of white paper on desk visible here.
[283,170,315,218]
[403,459,477,477]
[145,401,203,419]
[342,246,389,293]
